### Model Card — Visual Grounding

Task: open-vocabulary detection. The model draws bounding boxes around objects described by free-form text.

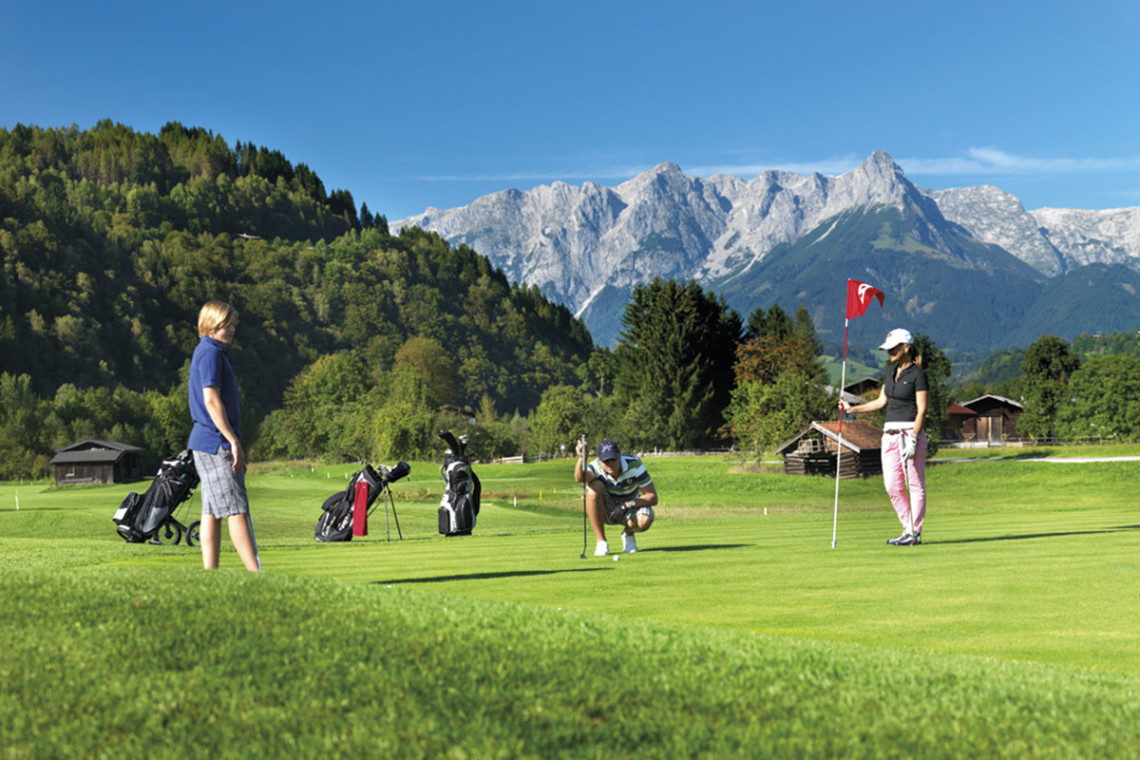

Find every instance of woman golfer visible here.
[188,300,260,571]
[840,328,928,546]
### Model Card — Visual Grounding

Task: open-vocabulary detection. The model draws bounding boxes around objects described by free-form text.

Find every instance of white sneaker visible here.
[594,541,609,556]
[622,532,638,553]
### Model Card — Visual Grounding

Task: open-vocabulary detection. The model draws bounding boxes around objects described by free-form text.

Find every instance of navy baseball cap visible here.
[597,438,620,461]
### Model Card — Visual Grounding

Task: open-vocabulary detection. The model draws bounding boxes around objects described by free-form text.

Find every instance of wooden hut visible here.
[958,395,1024,443]
[51,439,143,485]
[776,420,883,479]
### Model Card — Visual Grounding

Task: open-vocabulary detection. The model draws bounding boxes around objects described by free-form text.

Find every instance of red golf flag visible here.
[845,279,884,319]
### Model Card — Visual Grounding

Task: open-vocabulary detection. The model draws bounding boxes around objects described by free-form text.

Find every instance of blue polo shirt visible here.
[187,336,241,453]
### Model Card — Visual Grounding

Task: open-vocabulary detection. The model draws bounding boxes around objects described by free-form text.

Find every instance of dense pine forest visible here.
[0,121,593,474]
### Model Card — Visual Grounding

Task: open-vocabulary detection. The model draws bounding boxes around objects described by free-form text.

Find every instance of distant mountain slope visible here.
[709,205,1044,352]
[1010,264,1140,346]
[391,153,1140,352]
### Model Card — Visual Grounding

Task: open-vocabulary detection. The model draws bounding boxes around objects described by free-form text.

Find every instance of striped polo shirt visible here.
[587,455,652,500]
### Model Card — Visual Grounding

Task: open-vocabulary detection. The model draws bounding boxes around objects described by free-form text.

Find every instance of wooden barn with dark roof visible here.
[51,439,143,486]
[775,420,883,479]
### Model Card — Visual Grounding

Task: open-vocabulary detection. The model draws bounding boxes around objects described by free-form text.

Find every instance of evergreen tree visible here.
[745,303,793,342]
[614,279,741,450]
[793,304,824,358]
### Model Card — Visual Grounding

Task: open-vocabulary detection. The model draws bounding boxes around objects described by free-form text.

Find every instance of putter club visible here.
[246,511,262,572]
[579,434,587,559]
[902,434,914,536]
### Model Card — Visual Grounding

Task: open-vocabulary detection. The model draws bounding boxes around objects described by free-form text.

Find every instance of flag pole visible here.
[834,278,883,549]
[832,317,850,549]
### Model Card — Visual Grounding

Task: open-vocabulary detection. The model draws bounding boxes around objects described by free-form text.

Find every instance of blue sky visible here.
[3,0,1138,221]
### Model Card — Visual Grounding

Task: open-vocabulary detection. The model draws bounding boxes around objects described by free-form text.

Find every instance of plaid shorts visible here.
[600,489,655,527]
[192,447,250,518]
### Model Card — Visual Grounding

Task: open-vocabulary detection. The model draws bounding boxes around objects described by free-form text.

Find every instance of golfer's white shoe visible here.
[594,541,609,556]
[621,531,638,553]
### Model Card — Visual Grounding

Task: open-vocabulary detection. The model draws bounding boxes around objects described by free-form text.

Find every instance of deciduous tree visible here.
[1018,335,1080,440]
[1055,355,1140,442]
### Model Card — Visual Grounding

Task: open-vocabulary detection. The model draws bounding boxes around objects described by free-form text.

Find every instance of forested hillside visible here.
[0,121,592,474]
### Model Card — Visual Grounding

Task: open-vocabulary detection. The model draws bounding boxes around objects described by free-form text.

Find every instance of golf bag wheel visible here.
[185,520,200,547]
[151,520,182,546]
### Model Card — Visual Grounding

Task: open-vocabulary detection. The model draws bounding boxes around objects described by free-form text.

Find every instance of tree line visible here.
[2,121,1136,480]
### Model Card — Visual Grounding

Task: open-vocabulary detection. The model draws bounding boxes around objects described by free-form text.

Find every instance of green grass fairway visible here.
[2,451,1139,757]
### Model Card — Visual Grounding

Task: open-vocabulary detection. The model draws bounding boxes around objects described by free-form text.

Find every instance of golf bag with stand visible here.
[437,430,480,536]
[112,450,200,543]
[314,462,409,542]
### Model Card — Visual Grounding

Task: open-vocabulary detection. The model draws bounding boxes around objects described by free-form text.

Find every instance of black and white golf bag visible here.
[112,450,199,542]
[437,430,480,536]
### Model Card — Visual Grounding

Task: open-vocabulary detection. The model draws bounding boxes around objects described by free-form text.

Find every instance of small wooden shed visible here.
[959,395,1024,443]
[51,439,143,485]
[775,420,884,479]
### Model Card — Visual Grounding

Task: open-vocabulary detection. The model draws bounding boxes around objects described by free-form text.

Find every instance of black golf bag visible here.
[315,462,409,542]
[112,450,199,543]
[437,430,480,536]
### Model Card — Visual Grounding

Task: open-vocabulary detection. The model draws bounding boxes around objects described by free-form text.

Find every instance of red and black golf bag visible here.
[315,462,408,542]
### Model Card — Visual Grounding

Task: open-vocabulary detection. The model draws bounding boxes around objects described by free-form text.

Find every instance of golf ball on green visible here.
[613,555,620,562]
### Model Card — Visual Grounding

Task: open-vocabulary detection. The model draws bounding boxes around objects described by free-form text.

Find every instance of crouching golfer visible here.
[188,300,260,572]
[575,438,657,555]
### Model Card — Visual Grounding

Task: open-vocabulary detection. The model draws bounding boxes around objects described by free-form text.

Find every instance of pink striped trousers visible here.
[880,430,927,534]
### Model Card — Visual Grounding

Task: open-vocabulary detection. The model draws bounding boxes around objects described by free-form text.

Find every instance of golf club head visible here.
[384,460,410,484]
[437,429,461,455]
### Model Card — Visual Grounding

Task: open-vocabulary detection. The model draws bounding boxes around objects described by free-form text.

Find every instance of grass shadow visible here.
[0,507,70,512]
[637,543,751,553]
[373,567,608,585]
[938,526,1140,545]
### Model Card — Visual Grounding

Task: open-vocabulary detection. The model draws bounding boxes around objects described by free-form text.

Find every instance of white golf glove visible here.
[901,432,917,461]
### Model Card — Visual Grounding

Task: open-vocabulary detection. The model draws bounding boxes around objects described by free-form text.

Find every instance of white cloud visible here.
[692,148,1140,179]
[414,148,1140,184]
[415,165,652,182]
[686,154,864,177]
[899,148,1140,176]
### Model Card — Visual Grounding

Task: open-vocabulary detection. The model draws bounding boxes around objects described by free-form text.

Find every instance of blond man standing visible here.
[188,301,260,571]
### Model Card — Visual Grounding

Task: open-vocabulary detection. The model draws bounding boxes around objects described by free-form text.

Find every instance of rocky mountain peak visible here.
[389,154,1140,347]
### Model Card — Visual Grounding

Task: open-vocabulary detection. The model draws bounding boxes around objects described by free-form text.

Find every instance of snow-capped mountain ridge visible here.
[391,152,1140,348]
